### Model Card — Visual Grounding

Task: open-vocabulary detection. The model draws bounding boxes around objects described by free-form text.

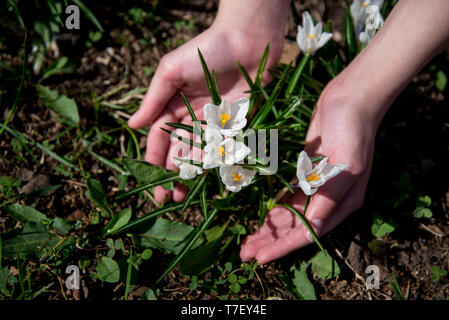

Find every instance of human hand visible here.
[240,76,380,264]
[128,21,284,203]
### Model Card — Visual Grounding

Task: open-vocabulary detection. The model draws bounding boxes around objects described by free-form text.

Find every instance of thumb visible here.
[128,56,182,128]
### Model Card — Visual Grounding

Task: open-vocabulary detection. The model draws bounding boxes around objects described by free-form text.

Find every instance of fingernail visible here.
[305,219,323,243]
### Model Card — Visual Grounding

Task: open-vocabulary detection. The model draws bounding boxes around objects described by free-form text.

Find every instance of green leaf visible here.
[139,218,197,255]
[1,223,61,258]
[413,207,432,219]
[371,222,395,237]
[416,194,431,208]
[87,178,112,217]
[102,208,132,235]
[310,251,340,280]
[96,256,120,283]
[141,249,153,260]
[157,209,218,282]
[124,158,176,191]
[36,85,80,125]
[430,265,447,282]
[51,217,75,235]
[179,223,230,275]
[282,262,316,300]
[42,57,74,79]
[435,70,447,92]
[6,204,49,224]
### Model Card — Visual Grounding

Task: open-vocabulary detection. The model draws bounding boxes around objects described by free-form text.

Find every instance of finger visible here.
[240,226,292,262]
[128,58,182,129]
[173,183,189,202]
[239,192,306,261]
[145,111,178,203]
[254,171,356,264]
[242,192,305,246]
[301,170,355,242]
[166,117,195,202]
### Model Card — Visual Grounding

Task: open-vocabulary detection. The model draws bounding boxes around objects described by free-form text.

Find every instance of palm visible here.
[240,87,375,264]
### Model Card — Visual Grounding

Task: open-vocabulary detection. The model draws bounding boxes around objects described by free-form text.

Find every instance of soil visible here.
[0,0,448,300]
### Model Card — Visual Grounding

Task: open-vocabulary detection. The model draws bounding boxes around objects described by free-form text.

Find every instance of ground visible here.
[0,0,448,300]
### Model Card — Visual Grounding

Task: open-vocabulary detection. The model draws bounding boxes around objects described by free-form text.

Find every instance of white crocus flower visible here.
[350,0,384,33]
[296,11,333,56]
[204,98,249,137]
[359,7,383,45]
[296,151,349,196]
[219,165,256,192]
[173,157,203,180]
[203,127,251,169]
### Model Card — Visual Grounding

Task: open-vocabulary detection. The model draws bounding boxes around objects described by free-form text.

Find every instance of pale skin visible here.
[129,0,449,264]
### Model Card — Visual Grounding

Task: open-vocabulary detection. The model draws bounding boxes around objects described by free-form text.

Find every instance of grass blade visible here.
[250,62,291,128]
[113,200,201,234]
[72,0,104,32]
[212,70,222,103]
[197,48,221,105]
[276,174,294,194]
[165,122,194,133]
[344,4,357,61]
[181,173,208,212]
[0,34,27,137]
[180,92,198,121]
[124,246,132,300]
[255,43,270,86]
[160,128,203,149]
[115,174,180,199]
[0,124,37,163]
[200,181,208,219]
[157,208,218,283]
[284,54,310,98]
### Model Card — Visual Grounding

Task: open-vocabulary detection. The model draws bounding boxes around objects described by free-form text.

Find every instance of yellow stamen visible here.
[232,172,242,182]
[217,146,227,157]
[307,34,316,39]
[220,113,231,127]
[362,2,369,8]
[306,173,320,182]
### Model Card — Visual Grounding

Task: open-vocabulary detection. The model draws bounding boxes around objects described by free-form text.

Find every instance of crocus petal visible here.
[297,151,313,175]
[317,32,333,49]
[204,103,219,126]
[321,164,349,181]
[230,98,250,121]
[303,11,314,35]
[204,126,223,145]
[298,180,316,196]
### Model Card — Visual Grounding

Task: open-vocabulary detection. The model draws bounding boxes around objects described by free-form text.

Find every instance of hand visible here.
[128,23,284,203]
[240,76,379,264]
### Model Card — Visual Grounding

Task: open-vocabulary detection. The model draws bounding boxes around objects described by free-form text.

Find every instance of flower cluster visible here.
[174,98,257,193]
[296,11,333,56]
[350,0,384,45]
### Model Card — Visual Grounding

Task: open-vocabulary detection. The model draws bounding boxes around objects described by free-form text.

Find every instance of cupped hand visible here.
[128,23,284,203]
[240,77,379,264]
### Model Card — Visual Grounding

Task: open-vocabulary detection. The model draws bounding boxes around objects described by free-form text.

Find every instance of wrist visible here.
[212,0,289,41]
